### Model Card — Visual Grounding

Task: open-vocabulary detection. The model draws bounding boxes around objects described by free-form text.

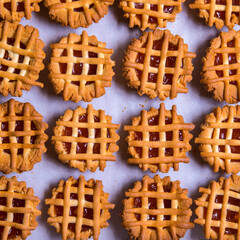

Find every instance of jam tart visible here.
[195,175,240,239]
[195,105,240,174]
[44,0,114,28]
[190,0,240,30]
[45,175,115,240]
[122,175,194,240]
[0,176,41,240]
[52,104,120,172]
[124,103,195,173]
[0,99,48,174]
[119,0,185,31]
[0,21,45,97]
[123,29,196,100]
[0,0,42,22]
[48,31,115,103]
[201,30,240,104]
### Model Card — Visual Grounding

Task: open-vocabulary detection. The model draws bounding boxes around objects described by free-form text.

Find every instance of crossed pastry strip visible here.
[45,175,115,240]
[122,175,193,239]
[49,31,114,102]
[195,175,240,239]
[0,176,41,240]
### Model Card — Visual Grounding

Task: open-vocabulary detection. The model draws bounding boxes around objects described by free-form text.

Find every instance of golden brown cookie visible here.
[0,176,41,239]
[44,0,114,28]
[190,0,240,30]
[45,175,115,240]
[0,0,42,22]
[195,105,240,174]
[201,30,240,104]
[122,175,194,240]
[119,0,185,31]
[195,175,240,239]
[123,29,196,100]
[52,104,120,172]
[124,103,195,173]
[0,21,45,97]
[48,31,115,102]
[0,99,48,174]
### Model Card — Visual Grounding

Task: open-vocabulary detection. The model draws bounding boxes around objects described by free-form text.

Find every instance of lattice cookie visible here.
[119,0,185,31]
[45,175,115,240]
[124,103,195,173]
[0,176,41,240]
[123,29,196,100]
[49,31,115,102]
[0,0,42,22]
[122,175,194,240]
[44,0,114,28]
[0,99,48,174]
[195,105,240,174]
[195,175,240,239]
[201,30,240,104]
[190,0,240,29]
[0,21,45,97]
[52,104,120,172]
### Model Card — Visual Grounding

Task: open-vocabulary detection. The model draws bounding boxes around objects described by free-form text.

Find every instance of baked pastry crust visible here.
[52,104,120,172]
[0,21,45,97]
[201,30,240,104]
[0,176,41,239]
[195,105,240,174]
[122,175,194,240]
[45,175,115,240]
[190,0,240,30]
[44,0,114,28]
[0,99,48,174]
[49,31,115,102]
[195,175,240,239]
[119,0,185,31]
[123,29,196,100]
[0,0,42,22]
[124,103,195,173]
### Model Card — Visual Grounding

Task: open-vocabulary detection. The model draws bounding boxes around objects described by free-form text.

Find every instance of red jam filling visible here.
[4,2,25,12]
[72,0,94,12]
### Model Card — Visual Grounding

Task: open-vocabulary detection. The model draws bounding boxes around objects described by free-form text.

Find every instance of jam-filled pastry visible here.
[195,105,240,174]
[45,175,115,240]
[122,175,194,240]
[190,0,240,29]
[0,99,48,174]
[0,0,42,22]
[44,0,114,28]
[52,104,120,172]
[195,175,240,239]
[123,29,196,100]
[48,31,115,102]
[119,0,185,31]
[201,30,240,104]
[124,103,195,173]
[0,21,45,97]
[0,176,41,239]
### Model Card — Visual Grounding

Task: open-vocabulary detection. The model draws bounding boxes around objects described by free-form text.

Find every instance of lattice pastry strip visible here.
[49,31,115,102]
[52,104,120,172]
[195,175,240,239]
[201,30,240,104]
[195,105,240,174]
[123,29,195,100]
[119,0,184,30]
[190,0,240,30]
[122,175,193,240]
[0,176,41,240]
[0,0,42,22]
[45,175,115,240]
[124,103,194,173]
[0,21,45,97]
[44,0,114,28]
